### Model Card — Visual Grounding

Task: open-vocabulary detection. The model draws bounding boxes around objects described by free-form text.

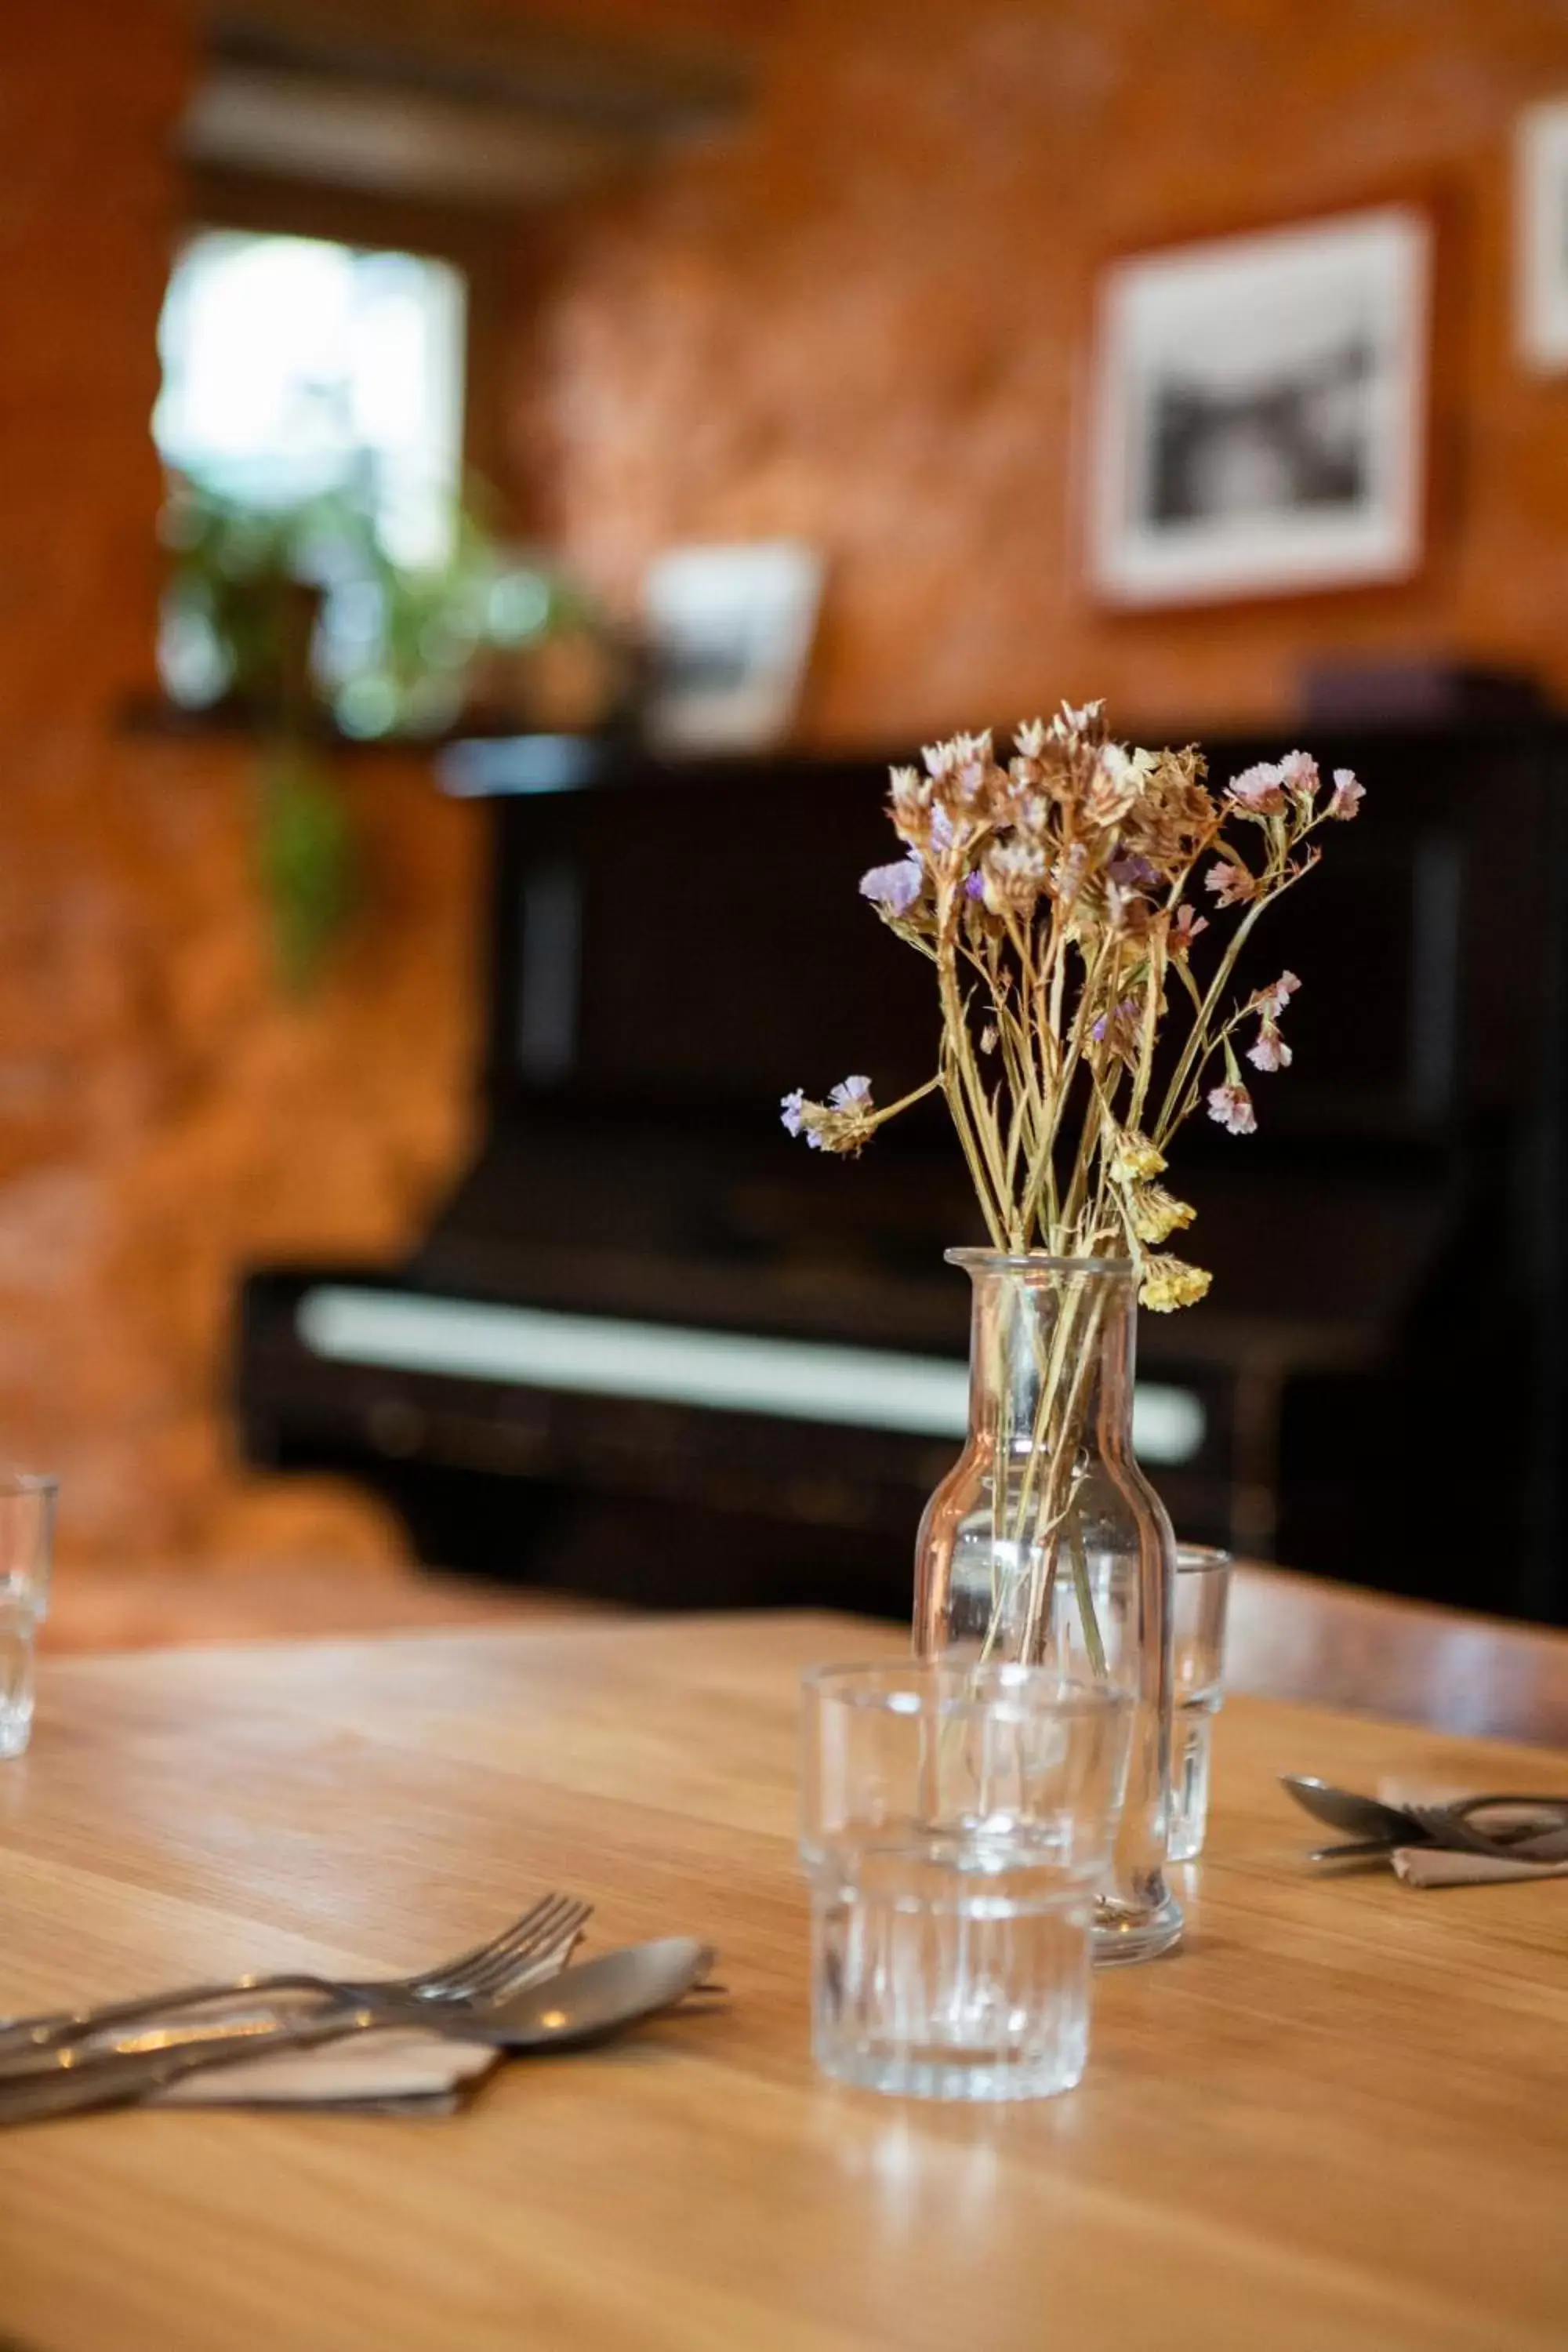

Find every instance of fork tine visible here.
[408,1895,583,2000]
[400,1893,564,1996]
[434,1896,590,2001]
[456,1900,591,2000]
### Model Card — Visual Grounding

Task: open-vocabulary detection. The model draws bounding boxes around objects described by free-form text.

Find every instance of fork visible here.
[0,1892,591,2071]
[1404,1801,1568,1862]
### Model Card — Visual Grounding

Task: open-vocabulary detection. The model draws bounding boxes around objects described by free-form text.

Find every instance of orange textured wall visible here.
[521,0,1568,744]
[0,0,481,1564]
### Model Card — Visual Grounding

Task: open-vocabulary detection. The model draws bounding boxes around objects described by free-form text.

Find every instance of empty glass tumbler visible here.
[1169,1544,1232,1860]
[0,1472,57,1759]
[800,1660,1131,2101]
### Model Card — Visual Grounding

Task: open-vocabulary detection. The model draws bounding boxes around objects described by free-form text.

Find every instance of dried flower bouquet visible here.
[781,699,1363,1662]
[783,699,1362,1303]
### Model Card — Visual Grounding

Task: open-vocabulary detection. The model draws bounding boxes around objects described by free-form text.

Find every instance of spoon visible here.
[463,1937,718,2053]
[0,1940,719,2128]
[1279,1775,1426,1846]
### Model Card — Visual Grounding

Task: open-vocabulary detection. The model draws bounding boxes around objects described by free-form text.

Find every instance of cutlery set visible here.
[0,1895,717,2127]
[1280,1774,1568,1863]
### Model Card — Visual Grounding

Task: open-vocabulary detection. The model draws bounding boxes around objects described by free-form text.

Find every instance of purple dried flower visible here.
[1207,1081,1258,1136]
[964,869,985,901]
[859,856,924,916]
[781,1075,877,1156]
[1227,762,1287,814]
[1091,996,1140,1046]
[1206,860,1257,907]
[1247,1023,1292,1073]
[1171,903,1209,955]
[1255,971,1301,1021]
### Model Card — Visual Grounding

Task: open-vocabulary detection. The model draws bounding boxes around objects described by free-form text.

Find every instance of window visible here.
[152,227,481,729]
[154,228,466,569]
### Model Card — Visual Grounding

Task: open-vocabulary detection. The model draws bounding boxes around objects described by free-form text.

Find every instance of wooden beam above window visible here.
[183,1,752,205]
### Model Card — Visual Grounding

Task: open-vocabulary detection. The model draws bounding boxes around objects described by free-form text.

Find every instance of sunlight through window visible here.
[154,229,466,568]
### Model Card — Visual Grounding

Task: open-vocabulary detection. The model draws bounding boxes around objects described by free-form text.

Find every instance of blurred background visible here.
[7,0,1568,1643]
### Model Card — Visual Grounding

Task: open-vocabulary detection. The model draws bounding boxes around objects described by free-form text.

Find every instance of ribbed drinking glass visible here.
[800,1660,1131,2099]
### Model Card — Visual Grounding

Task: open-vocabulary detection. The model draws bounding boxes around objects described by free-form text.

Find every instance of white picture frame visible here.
[1516,99,1568,372]
[1089,204,1432,608]
[641,541,823,756]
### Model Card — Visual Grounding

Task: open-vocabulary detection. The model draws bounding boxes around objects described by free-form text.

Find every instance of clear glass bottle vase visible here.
[914,1251,1182,1965]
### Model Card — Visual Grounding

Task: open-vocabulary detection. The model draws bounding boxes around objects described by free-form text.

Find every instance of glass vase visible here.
[913,1251,1181,1965]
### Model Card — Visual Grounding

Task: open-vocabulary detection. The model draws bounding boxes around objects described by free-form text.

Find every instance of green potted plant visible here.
[158,477,627,988]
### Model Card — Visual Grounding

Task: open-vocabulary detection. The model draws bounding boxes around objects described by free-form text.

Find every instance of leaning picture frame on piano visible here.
[641,540,823,754]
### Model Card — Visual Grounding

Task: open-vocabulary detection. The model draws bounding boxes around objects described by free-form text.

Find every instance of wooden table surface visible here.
[2,1612,1567,2352]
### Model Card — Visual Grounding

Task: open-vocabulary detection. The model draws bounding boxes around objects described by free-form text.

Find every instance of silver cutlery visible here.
[1282,1775,1568,1860]
[1280,1776,1424,1846]
[0,1892,590,2070]
[0,1937,718,2126]
[1403,1801,1568,1860]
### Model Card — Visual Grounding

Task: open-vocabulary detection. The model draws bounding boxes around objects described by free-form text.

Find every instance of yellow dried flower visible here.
[1110,1129,1166,1183]
[1138,1256,1211,1312]
[1129,1185,1196,1245]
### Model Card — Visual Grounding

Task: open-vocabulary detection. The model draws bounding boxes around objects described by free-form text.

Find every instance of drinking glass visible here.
[0,1472,57,1759]
[1169,1544,1232,1860]
[800,1660,1131,2101]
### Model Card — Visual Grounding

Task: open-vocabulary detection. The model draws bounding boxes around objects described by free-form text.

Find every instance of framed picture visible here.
[641,540,823,755]
[1516,100,1568,371]
[1088,204,1432,608]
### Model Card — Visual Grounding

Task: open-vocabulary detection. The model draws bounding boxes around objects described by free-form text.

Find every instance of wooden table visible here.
[2,1613,1567,2351]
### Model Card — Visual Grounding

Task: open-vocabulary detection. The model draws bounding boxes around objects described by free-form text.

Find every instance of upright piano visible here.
[236,721,1568,1622]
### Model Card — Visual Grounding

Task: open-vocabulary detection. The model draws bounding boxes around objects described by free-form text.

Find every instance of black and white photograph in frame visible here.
[1516,98,1568,371]
[1089,205,1432,607]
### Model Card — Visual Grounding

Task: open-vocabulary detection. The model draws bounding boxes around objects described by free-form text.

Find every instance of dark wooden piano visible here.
[234,720,1568,1623]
